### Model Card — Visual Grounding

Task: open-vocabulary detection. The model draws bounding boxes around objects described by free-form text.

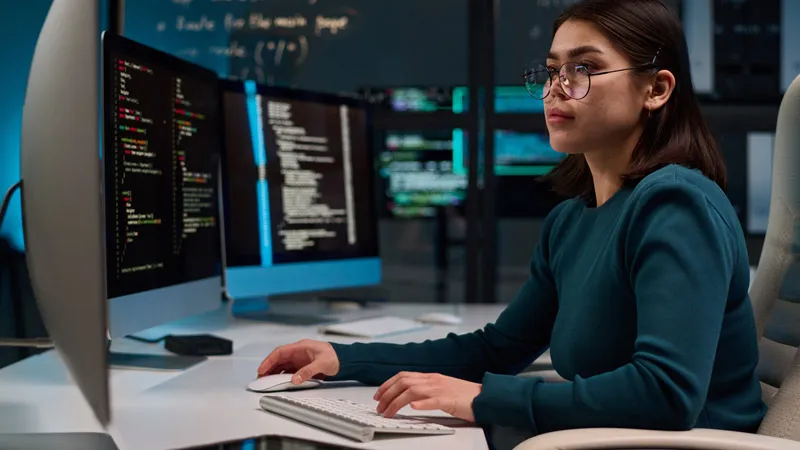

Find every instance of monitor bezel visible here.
[101,33,224,337]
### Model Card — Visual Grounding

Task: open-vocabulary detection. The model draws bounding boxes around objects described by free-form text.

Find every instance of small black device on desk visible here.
[127,333,233,356]
[164,334,232,356]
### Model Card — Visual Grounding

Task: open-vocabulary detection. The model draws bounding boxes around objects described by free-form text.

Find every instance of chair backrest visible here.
[749,73,800,439]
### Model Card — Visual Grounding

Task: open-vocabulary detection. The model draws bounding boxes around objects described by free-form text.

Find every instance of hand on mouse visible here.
[257,339,340,385]
[373,372,481,422]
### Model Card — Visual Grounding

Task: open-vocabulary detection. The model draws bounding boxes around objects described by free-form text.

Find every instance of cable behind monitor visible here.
[0,180,22,229]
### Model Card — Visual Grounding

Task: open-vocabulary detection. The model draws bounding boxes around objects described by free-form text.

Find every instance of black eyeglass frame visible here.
[523,49,662,100]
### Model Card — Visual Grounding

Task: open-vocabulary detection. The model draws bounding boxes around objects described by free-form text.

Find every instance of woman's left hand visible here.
[373,372,482,422]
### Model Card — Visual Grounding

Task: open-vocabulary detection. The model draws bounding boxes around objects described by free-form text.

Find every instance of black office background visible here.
[0,238,48,369]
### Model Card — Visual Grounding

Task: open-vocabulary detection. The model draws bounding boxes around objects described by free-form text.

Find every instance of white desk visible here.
[0,302,510,450]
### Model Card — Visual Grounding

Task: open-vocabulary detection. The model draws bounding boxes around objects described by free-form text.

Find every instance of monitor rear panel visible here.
[20,0,109,426]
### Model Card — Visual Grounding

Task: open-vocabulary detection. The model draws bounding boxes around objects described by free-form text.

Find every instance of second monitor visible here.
[103,34,223,341]
[221,81,380,318]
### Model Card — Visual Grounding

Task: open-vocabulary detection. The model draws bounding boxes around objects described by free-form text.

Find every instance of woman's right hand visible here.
[257,339,340,385]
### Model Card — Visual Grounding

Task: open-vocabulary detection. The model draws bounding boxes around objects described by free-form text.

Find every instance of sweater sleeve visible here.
[327,204,566,386]
[472,181,737,433]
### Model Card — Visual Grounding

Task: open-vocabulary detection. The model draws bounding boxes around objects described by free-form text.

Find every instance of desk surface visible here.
[0,301,510,450]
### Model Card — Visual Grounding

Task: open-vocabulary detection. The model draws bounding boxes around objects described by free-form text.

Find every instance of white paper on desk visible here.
[318,316,428,339]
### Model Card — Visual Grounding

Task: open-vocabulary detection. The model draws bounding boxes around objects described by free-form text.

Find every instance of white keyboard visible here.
[317,316,428,338]
[259,395,455,442]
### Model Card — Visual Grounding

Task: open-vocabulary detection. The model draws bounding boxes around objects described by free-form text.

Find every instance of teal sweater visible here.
[330,165,766,435]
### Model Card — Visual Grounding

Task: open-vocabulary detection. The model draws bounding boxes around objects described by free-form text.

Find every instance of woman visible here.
[257,0,767,442]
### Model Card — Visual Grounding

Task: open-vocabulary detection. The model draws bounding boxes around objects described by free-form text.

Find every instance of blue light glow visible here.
[0,1,54,250]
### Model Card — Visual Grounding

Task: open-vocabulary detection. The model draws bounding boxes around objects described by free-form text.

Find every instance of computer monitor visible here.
[682,0,714,95]
[359,86,453,112]
[782,0,800,92]
[220,81,380,316]
[102,34,223,339]
[452,86,544,113]
[493,130,565,175]
[451,129,564,177]
[747,132,775,235]
[18,0,116,445]
[686,0,792,100]
[379,130,467,218]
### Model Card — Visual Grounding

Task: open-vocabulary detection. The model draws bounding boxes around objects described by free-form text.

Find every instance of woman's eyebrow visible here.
[547,45,604,60]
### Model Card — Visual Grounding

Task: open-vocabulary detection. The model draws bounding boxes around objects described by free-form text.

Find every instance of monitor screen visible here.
[782,0,800,92]
[103,35,222,301]
[378,130,467,218]
[683,0,714,95]
[746,132,774,235]
[452,86,544,113]
[221,81,379,272]
[452,129,564,176]
[177,434,354,450]
[360,87,452,112]
[494,0,680,85]
[685,0,795,99]
[494,130,564,168]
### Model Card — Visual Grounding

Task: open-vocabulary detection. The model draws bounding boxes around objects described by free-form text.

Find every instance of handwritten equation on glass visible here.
[157,2,355,71]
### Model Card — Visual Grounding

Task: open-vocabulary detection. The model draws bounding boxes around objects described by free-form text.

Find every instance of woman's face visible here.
[544,20,650,155]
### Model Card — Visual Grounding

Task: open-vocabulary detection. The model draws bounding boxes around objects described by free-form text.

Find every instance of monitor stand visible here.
[107,351,206,371]
[106,340,206,371]
[231,296,383,325]
[0,433,118,450]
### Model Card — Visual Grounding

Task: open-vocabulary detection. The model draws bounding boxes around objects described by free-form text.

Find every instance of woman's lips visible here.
[546,107,574,124]
[546,113,574,124]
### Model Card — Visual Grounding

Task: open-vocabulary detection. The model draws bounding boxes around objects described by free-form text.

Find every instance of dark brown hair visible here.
[540,0,726,200]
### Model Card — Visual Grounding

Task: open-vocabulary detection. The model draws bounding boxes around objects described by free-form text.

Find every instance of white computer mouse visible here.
[247,373,323,393]
[415,312,462,325]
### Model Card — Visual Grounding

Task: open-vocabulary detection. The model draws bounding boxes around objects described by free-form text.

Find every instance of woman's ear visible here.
[645,69,676,111]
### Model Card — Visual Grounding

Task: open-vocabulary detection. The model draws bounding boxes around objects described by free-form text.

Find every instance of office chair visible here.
[514,75,800,450]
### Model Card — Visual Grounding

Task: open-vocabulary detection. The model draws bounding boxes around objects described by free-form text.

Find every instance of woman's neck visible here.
[584,121,645,206]
[585,143,637,207]
[591,173,622,207]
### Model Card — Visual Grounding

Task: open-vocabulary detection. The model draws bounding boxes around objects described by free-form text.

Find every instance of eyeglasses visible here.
[523,50,661,100]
